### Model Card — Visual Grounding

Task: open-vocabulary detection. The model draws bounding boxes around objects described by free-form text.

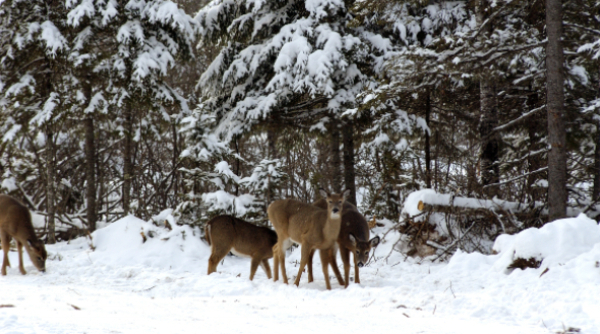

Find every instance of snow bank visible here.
[446,213,600,277]
[491,213,600,273]
[3,213,600,333]
[75,215,209,271]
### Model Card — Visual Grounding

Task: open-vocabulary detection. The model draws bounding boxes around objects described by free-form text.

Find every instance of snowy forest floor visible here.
[1,215,599,334]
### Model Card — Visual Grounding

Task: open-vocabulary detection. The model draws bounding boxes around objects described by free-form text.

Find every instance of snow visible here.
[1,214,599,333]
[492,214,600,272]
[201,190,256,216]
[38,21,69,57]
[0,177,18,192]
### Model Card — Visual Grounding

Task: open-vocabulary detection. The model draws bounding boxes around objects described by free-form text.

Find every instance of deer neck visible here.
[323,213,342,240]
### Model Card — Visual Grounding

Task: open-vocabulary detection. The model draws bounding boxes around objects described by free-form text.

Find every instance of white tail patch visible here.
[230,248,251,258]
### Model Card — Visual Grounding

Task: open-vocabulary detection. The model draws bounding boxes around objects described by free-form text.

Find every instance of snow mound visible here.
[445,213,600,277]
[492,213,600,272]
[83,215,209,271]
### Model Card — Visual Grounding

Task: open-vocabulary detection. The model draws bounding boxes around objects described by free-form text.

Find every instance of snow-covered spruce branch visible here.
[492,105,546,133]
[279,107,330,121]
[446,40,546,68]
[0,57,45,84]
[482,167,548,188]
[468,0,514,41]
[513,70,545,84]
[281,95,330,114]
[490,148,547,168]
[565,22,600,36]
[477,41,547,67]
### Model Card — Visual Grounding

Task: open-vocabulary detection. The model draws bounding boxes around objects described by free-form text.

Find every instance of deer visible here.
[310,199,380,287]
[268,188,349,290]
[0,194,47,276]
[205,215,278,280]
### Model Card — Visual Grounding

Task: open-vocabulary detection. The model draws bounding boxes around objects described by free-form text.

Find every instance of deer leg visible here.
[280,244,289,284]
[307,249,315,283]
[293,244,311,287]
[339,246,351,287]
[249,257,261,281]
[261,259,272,279]
[207,245,228,275]
[353,252,360,284]
[16,240,26,275]
[1,231,10,276]
[272,244,279,282]
[319,248,332,290]
[328,248,345,286]
[275,241,289,284]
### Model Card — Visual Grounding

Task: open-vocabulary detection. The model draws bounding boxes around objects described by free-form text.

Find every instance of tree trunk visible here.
[98,146,105,223]
[527,89,544,205]
[330,122,342,193]
[593,69,600,202]
[171,122,179,208]
[84,115,97,231]
[84,78,97,231]
[425,89,432,189]
[45,124,56,244]
[342,121,357,206]
[477,0,500,196]
[234,136,240,197]
[123,104,133,215]
[266,128,279,203]
[546,0,567,220]
[267,127,277,159]
[593,129,600,202]
[478,81,500,192]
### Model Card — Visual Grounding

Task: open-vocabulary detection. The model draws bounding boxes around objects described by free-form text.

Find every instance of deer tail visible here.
[204,223,212,246]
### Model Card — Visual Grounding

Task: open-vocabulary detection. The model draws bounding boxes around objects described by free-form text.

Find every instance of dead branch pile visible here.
[396,194,546,259]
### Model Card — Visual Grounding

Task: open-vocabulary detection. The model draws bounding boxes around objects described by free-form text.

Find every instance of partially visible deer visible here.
[268,189,349,290]
[205,215,277,280]
[310,199,380,287]
[0,194,47,275]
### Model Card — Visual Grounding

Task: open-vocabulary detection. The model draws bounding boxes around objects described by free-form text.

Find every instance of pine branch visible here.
[483,167,548,188]
[492,105,546,132]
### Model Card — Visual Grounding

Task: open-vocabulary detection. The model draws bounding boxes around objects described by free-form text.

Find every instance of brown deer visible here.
[268,189,349,290]
[0,194,47,275]
[205,215,277,280]
[310,199,380,287]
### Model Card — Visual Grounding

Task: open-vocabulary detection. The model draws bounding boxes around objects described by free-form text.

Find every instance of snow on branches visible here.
[193,0,390,141]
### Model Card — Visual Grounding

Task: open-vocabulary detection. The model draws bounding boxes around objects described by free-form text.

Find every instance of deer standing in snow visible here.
[0,194,47,275]
[268,189,349,290]
[205,215,277,280]
[310,199,380,287]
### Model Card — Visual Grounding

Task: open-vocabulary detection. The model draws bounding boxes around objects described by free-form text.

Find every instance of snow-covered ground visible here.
[2,214,599,334]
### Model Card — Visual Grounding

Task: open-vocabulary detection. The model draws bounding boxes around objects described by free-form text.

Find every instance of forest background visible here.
[1,0,598,255]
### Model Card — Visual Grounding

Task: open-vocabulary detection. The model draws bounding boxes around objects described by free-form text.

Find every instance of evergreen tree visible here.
[0,0,73,243]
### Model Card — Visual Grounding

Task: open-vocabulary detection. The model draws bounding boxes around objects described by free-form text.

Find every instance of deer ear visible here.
[370,236,380,247]
[342,189,351,199]
[319,188,328,198]
[348,233,357,246]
